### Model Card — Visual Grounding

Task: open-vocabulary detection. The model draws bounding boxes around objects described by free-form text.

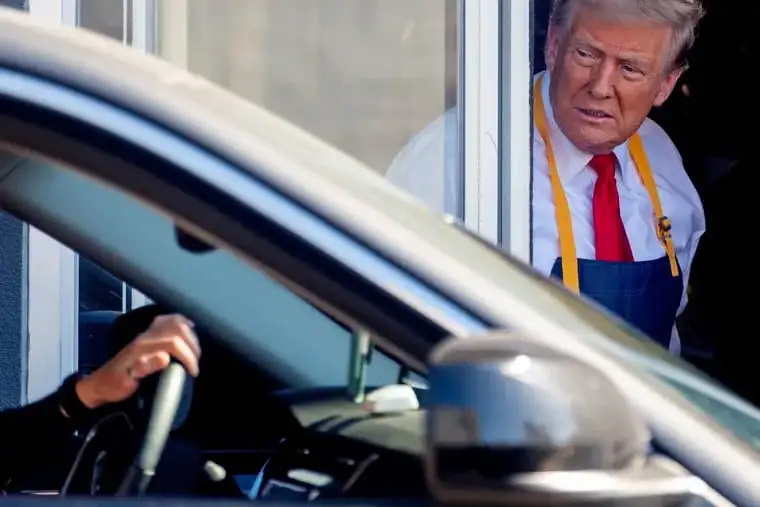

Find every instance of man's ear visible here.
[653,67,684,106]
[545,26,561,73]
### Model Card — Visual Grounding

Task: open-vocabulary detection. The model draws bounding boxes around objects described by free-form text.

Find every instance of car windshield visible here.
[446,217,760,452]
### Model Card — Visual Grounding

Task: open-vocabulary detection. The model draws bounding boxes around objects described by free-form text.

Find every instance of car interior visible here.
[0,145,432,501]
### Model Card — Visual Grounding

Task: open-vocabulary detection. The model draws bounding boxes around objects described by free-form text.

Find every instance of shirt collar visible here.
[539,71,635,187]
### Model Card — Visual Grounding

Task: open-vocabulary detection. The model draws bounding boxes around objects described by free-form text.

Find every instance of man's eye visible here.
[576,49,593,59]
[622,65,642,76]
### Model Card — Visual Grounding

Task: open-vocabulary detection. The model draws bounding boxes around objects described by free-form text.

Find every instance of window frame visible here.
[497,0,532,263]
[459,0,501,243]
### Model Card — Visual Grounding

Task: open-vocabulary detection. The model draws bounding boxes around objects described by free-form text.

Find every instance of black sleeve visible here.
[0,390,78,486]
[0,374,104,488]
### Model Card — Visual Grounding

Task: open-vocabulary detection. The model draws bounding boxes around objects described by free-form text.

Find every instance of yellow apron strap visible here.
[533,75,580,293]
[532,73,679,294]
[627,135,680,277]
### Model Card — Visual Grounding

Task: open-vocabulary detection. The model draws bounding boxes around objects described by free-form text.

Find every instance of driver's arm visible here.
[0,314,200,488]
[0,377,97,487]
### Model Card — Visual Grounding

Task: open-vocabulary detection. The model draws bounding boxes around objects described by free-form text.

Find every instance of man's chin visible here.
[567,127,620,154]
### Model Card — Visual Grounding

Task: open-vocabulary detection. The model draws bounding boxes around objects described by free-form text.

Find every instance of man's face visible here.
[545,7,683,154]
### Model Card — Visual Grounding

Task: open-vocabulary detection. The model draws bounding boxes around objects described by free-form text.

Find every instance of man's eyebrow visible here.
[572,38,611,56]
[616,54,651,69]
[572,37,601,50]
[574,36,652,67]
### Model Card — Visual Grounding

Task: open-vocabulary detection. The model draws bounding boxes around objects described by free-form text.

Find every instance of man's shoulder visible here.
[637,117,682,163]
[388,109,456,167]
[385,108,458,214]
[386,108,458,182]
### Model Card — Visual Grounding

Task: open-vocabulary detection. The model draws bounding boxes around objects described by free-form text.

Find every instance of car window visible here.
[18,152,405,393]
[76,253,403,389]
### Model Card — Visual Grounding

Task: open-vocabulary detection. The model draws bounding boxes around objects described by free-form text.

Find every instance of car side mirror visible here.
[424,332,725,506]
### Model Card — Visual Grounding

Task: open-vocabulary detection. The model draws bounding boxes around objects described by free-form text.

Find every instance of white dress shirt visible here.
[386,72,706,354]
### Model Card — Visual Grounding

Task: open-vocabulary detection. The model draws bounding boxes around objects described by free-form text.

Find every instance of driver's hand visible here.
[75,314,201,409]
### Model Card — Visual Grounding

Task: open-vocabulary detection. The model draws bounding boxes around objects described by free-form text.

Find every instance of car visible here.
[0,6,757,507]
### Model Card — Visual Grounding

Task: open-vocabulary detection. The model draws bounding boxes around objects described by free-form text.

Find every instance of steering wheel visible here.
[60,362,188,497]
[115,362,187,496]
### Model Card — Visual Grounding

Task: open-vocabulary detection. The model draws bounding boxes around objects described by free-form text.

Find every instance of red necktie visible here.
[589,154,634,262]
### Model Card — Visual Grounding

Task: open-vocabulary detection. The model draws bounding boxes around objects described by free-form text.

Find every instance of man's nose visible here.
[588,65,615,99]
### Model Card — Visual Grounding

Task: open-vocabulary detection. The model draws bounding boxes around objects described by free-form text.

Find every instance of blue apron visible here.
[550,258,682,348]
[534,74,682,350]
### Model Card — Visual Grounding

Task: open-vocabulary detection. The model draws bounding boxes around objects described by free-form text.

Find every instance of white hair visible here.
[548,0,705,70]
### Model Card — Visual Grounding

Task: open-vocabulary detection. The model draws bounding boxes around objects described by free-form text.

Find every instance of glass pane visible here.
[149,0,455,387]
[78,0,124,41]
[156,0,459,213]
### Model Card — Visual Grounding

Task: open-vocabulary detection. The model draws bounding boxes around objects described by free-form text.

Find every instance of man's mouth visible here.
[577,108,612,119]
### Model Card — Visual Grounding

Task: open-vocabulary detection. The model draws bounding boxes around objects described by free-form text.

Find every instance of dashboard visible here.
[255,389,427,501]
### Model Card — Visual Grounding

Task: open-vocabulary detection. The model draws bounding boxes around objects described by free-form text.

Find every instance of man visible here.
[0,313,200,485]
[387,0,706,353]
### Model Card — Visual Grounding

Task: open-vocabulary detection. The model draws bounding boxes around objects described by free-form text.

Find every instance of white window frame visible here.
[460,0,531,260]
[129,0,156,53]
[498,0,532,263]
[459,0,500,244]
[26,0,80,403]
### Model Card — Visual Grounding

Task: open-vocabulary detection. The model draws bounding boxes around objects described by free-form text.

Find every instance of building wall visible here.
[0,0,28,409]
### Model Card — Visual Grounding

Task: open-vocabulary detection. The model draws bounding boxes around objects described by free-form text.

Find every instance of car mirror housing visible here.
[425,332,713,506]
